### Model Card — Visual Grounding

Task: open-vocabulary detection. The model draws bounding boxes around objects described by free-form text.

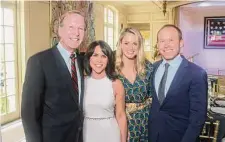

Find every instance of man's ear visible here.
[156,42,159,49]
[180,39,184,48]
[84,29,88,39]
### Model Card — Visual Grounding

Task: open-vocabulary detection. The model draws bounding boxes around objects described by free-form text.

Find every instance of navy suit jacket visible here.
[148,56,208,142]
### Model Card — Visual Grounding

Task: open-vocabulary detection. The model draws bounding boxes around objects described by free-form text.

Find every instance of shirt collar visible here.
[57,42,77,59]
[162,54,182,67]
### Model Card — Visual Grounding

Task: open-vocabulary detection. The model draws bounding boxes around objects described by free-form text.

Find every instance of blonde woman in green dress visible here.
[115,27,153,141]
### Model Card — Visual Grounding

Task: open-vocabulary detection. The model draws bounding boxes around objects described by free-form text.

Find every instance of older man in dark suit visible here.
[21,10,86,142]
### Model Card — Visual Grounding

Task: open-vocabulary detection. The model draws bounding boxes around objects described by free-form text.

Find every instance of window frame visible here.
[1,1,20,125]
[104,6,118,50]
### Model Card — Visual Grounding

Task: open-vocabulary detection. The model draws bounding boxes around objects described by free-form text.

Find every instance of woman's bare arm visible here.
[113,79,127,142]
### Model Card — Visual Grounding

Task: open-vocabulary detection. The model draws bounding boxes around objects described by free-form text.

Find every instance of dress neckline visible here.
[89,76,107,81]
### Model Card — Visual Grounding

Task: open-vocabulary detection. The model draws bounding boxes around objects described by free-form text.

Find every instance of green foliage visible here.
[0,97,9,115]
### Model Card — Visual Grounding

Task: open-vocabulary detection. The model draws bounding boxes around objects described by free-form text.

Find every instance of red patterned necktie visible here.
[70,53,79,94]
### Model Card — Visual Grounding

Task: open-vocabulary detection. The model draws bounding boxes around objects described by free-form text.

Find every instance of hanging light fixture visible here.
[162,0,167,16]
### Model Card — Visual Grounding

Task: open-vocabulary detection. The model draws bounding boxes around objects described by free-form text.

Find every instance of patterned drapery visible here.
[50,1,95,52]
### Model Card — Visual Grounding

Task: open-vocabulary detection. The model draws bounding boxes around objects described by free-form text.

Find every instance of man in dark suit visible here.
[148,24,208,142]
[21,10,86,142]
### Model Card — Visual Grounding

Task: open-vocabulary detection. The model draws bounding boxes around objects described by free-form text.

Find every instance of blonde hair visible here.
[58,10,87,30]
[115,27,146,78]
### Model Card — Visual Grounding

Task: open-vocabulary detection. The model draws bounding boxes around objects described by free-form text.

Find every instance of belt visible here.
[84,116,114,120]
[125,97,152,119]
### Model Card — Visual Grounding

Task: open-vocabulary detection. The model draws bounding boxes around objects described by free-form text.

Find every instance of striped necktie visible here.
[70,53,79,95]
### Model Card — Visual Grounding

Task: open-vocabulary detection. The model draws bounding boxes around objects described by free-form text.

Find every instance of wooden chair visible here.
[213,76,225,98]
[199,114,220,142]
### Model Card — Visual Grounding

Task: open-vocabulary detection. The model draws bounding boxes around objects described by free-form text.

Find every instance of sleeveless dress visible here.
[83,76,120,142]
[118,60,153,142]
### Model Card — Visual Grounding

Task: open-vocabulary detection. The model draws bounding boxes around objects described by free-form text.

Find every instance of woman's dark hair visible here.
[83,40,117,81]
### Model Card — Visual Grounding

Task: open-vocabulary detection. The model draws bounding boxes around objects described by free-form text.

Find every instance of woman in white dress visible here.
[83,40,127,142]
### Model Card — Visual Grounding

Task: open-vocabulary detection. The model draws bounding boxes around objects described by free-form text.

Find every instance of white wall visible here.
[24,1,50,60]
[179,6,225,72]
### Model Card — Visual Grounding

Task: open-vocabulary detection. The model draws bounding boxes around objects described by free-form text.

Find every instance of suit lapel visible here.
[52,46,79,104]
[161,57,189,106]
[76,53,84,111]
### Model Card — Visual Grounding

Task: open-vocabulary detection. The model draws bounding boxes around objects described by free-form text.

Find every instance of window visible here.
[0,1,20,124]
[140,30,151,52]
[104,6,118,50]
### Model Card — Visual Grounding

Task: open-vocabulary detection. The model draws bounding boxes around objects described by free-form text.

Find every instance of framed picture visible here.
[204,16,225,49]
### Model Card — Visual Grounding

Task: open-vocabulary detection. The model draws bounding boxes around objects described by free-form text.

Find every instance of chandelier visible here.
[162,0,167,16]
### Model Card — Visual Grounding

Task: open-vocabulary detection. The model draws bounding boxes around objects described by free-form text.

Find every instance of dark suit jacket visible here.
[148,56,208,142]
[21,45,84,142]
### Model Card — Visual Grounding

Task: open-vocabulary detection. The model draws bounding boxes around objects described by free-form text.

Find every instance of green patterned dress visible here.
[118,60,153,142]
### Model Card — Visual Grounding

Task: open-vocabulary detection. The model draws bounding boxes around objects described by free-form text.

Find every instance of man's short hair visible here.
[157,24,183,41]
[58,10,87,30]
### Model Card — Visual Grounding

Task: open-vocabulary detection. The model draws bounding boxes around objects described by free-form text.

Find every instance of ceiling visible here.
[100,0,225,8]
[97,1,163,7]
[182,1,225,7]
[96,1,225,12]
[112,1,161,6]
